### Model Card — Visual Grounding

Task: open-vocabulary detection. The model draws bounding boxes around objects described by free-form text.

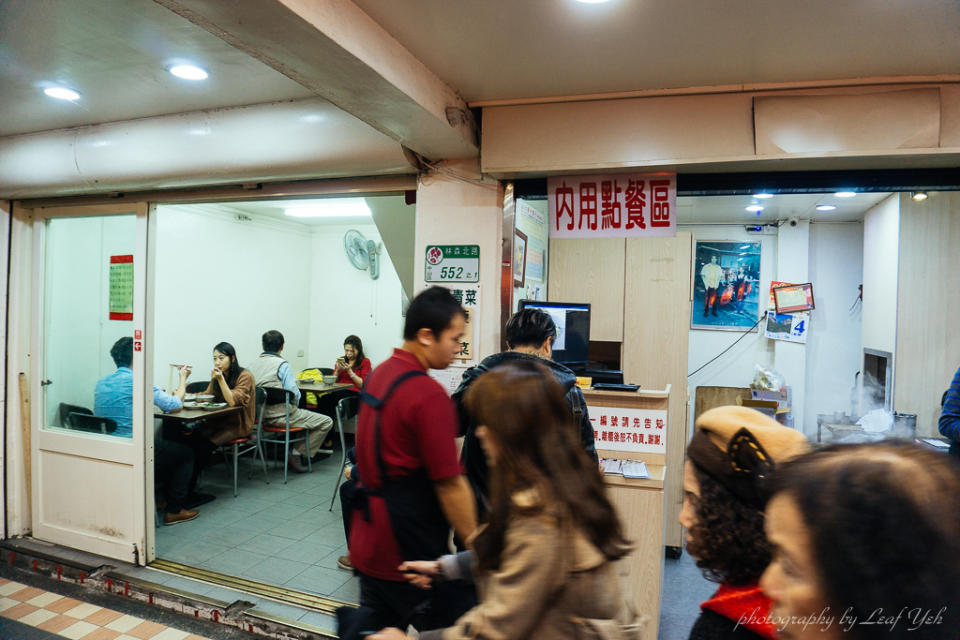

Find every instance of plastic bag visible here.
[751,364,786,392]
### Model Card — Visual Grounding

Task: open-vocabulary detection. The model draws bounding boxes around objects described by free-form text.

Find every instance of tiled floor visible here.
[0,577,209,639]
[155,447,360,604]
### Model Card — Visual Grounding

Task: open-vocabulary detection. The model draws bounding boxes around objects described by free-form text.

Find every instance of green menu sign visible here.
[109,254,134,320]
[425,245,480,283]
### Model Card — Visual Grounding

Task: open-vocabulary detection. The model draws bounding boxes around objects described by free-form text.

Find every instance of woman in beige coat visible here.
[371,360,632,640]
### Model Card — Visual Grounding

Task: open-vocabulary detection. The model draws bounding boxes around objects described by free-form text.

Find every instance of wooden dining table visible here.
[295,380,353,394]
[154,403,241,425]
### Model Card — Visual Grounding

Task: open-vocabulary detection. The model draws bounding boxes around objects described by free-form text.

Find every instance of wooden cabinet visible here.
[548,238,625,341]
[621,232,693,550]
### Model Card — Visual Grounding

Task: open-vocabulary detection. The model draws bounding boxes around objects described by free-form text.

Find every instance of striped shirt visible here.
[939,365,960,443]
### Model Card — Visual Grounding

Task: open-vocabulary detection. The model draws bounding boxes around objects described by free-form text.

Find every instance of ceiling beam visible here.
[155,0,478,160]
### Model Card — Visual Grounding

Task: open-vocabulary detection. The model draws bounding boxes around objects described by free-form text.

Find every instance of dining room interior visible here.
[41,193,415,610]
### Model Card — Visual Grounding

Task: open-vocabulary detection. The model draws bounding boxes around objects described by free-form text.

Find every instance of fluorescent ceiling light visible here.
[753,193,774,199]
[43,86,80,101]
[816,204,836,212]
[911,191,928,201]
[169,64,209,80]
[745,205,764,212]
[285,198,371,218]
[834,191,856,198]
[575,0,611,3]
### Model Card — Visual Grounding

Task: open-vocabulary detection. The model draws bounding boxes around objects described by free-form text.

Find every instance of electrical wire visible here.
[687,315,764,378]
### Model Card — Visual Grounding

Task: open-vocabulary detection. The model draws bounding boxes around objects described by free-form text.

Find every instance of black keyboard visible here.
[592,383,640,392]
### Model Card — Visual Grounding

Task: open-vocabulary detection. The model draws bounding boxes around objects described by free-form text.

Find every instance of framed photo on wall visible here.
[692,240,762,331]
[513,229,528,287]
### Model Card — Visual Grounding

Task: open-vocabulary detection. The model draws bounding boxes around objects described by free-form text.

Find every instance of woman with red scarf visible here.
[679,406,809,639]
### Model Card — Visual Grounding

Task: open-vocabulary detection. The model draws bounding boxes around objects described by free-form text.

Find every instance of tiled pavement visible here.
[0,577,210,640]
[155,447,359,606]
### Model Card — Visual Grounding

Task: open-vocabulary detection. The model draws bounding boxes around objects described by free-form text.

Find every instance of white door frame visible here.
[29,202,153,565]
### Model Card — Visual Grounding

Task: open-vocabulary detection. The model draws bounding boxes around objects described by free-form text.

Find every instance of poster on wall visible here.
[108,254,134,321]
[691,241,761,331]
[547,173,676,239]
[513,230,527,287]
[764,311,809,343]
[514,199,549,311]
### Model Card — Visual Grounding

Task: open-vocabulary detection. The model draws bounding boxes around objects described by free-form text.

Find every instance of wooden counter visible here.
[585,387,669,640]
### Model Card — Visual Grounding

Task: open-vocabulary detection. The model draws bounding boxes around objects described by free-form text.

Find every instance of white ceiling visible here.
[677,192,892,224]
[0,0,314,136]
[353,0,960,103]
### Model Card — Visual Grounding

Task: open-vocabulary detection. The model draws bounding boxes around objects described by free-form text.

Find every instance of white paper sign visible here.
[548,173,676,239]
[589,405,668,454]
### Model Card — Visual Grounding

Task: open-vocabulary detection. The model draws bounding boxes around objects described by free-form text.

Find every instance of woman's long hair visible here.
[211,341,242,400]
[343,334,365,368]
[465,360,630,572]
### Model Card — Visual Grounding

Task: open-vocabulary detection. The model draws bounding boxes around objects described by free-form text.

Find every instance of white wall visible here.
[43,215,136,425]
[686,222,864,438]
[803,223,864,435]
[307,223,404,370]
[861,195,900,355]
[153,206,406,389]
[687,226,778,424]
[415,167,503,359]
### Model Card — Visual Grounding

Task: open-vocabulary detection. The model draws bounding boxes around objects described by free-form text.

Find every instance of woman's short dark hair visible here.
[465,360,630,572]
[110,337,134,368]
[769,442,960,640]
[212,341,242,394]
[503,308,557,350]
[343,334,365,365]
[262,330,284,353]
[686,464,771,585]
[403,286,465,341]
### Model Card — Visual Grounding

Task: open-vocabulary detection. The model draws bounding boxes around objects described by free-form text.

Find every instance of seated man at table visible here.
[95,337,191,437]
[250,330,334,473]
[94,337,199,524]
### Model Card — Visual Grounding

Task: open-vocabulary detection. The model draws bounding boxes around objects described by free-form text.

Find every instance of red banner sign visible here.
[548,173,676,239]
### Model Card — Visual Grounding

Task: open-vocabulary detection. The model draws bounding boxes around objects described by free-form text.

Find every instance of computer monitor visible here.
[517,300,591,365]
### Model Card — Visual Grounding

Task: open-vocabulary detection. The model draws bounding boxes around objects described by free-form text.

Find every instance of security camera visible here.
[787,217,799,227]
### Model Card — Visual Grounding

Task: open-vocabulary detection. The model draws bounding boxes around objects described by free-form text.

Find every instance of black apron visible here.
[354,369,452,562]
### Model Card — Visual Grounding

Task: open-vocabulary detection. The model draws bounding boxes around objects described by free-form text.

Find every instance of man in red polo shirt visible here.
[348,286,477,631]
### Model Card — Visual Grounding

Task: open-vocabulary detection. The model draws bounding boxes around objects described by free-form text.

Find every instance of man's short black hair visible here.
[403,287,465,341]
[504,308,557,350]
[110,337,133,368]
[262,330,284,353]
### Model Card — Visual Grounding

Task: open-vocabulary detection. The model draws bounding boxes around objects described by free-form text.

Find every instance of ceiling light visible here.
[43,86,81,101]
[284,198,371,218]
[753,193,774,199]
[834,191,856,198]
[816,204,836,212]
[574,0,612,3]
[745,205,764,213]
[169,64,208,81]
[911,191,929,201]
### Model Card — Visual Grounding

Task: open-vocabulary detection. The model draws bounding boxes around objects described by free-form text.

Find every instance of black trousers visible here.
[154,438,194,513]
[161,424,216,492]
[358,573,475,632]
[312,388,358,421]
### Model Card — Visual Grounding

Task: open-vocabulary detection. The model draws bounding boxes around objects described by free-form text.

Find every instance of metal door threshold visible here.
[150,558,352,616]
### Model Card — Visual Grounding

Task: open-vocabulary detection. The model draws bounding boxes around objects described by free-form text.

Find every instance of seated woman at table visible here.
[175,342,255,495]
[313,335,371,427]
[334,334,371,390]
[197,341,256,445]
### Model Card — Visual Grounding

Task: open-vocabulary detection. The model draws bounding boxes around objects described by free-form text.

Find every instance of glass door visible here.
[31,203,151,564]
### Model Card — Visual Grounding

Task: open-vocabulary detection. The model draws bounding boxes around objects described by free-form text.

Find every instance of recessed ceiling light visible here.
[834,191,856,198]
[745,205,764,212]
[169,64,208,81]
[753,193,774,199]
[911,191,929,201]
[816,204,836,212]
[43,86,81,101]
[285,198,371,218]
